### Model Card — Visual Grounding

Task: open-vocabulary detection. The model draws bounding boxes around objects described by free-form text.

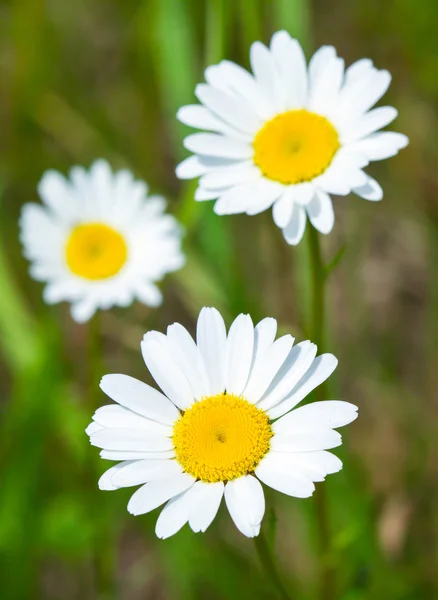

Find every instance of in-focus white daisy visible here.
[20,160,185,323]
[176,30,408,245]
[86,307,358,539]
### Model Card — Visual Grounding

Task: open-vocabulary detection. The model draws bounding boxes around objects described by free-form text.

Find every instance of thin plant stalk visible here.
[307,225,336,600]
[254,531,292,600]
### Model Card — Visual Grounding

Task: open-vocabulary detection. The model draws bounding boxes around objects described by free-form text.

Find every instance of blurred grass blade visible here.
[272,0,312,49]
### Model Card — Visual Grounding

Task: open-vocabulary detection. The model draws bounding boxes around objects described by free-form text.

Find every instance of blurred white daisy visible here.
[86,307,357,539]
[176,30,408,245]
[20,160,185,323]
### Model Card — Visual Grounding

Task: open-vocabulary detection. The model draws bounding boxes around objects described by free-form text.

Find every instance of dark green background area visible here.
[0,1,437,599]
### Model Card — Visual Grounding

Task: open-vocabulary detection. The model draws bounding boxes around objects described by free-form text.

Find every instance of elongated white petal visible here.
[195,84,261,135]
[256,453,315,497]
[166,323,210,400]
[270,30,307,109]
[127,474,195,516]
[184,133,252,159]
[282,204,306,246]
[224,475,265,538]
[272,191,295,228]
[341,106,398,143]
[155,488,195,539]
[271,450,343,482]
[90,428,174,452]
[197,307,227,395]
[98,461,135,491]
[141,335,194,410]
[225,314,254,396]
[244,335,294,403]
[92,405,172,436]
[273,401,358,435]
[111,459,183,489]
[188,481,224,533]
[257,342,317,412]
[270,429,342,452]
[100,449,175,461]
[99,374,180,425]
[267,354,338,419]
[353,176,383,201]
[306,191,335,235]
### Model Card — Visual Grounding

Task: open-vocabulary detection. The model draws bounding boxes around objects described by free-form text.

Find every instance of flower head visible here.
[20,160,185,322]
[86,307,358,538]
[176,31,408,244]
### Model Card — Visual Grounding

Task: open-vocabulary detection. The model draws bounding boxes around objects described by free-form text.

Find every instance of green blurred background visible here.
[1,0,437,598]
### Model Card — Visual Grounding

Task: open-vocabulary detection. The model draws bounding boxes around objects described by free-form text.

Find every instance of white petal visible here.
[272,450,343,482]
[176,156,208,180]
[37,170,77,221]
[184,133,252,159]
[197,307,227,395]
[272,191,294,228]
[86,422,103,436]
[200,162,260,190]
[100,449,175,461]
[308,49,344,116]
[195,84,260,135]
[111,459,183,488]
[188,481,224,533]
[127,473,195,516]
[90,428,174,452]
[98,461,135,491]
[351,132,409,161]
[267,353,338,420]
[213,183,259,215]
[341,106,398,143]
[166,323,210,400]
[243,317,279,402]
[224,475,265,538]
[244,335,294,404]
[257,341,317,412]
[141,335,194,410]
[245,179,284,216]
[306,191,335,235]
[353,176,383,201]
[282,203,306,245]
[92,405,172,437]
[250,41,283,115]
[273,401,358,435]
[225,314,254,396]
[99,374,180,425]
[270,429,342,452]
[270,31,307,109]
[155,488,194,539]
[256,453,315,497]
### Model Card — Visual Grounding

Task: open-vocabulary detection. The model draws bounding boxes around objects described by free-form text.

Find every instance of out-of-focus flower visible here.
[86,307,357,538]
[176,31,408,244]
[20,160,185,322]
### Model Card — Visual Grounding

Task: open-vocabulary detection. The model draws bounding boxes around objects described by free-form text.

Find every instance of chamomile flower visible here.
[20,160,185,323]
[86,307,358,539]
[176,30,408,245]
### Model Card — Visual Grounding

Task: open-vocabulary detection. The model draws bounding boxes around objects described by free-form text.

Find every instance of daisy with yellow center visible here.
[176,30,408,245]
[20,160,185,322]
[86,307,358,539]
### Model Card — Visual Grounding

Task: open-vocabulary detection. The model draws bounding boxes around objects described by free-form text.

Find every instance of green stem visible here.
[307,225,335,600]
[254,531,292,600]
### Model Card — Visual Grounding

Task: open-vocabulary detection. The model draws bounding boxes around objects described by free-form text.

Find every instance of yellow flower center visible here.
[65,223,128,280]
[173,394,273,483]
[253,109,340,184]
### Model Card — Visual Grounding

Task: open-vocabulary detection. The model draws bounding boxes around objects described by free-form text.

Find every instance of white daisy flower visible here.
[176,30,409,245]
[20,160,185,323]
[86,307,358,539]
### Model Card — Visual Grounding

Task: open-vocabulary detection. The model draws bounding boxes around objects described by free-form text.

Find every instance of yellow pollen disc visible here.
[65,223,128,280]
[253,109,340,185]
[173,394,273,483]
